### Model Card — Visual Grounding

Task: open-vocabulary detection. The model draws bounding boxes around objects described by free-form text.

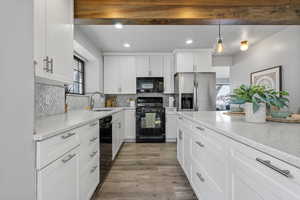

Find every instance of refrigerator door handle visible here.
[194,80,199,111]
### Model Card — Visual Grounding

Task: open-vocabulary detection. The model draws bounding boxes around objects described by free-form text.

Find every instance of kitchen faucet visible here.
[89,92,104,110]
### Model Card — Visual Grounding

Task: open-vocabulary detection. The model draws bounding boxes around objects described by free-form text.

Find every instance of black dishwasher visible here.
[99,115,112,185]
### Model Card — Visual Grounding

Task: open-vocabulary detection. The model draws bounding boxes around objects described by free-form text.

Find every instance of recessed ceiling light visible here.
[115,23,123,29]
[123,43,131,48]
[186,39,193,44]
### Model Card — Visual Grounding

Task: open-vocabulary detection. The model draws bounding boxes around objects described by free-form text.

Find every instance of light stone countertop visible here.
[34,108,125,141]
[179,111,300,169]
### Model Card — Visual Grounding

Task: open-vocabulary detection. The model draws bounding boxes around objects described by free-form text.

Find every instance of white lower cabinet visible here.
[112,111,124,160]
[177,114,300,200]
[37,147,79,200]
[124,109,136,142]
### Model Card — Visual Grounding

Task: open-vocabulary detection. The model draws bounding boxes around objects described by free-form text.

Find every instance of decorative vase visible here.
[244,102,266,123]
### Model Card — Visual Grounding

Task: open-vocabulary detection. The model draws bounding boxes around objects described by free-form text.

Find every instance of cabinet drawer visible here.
[78,121,99,150]
[80,142,99,174]
[231,141,300,198]
[80,156,99,200]
[37,129,79,170]
[191,159,224,200]
[191,127,228,196]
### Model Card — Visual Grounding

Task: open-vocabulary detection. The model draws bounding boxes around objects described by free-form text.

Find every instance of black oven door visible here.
[136,107,165,142]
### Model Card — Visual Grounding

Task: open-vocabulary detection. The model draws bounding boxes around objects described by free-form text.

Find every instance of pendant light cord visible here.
[219,24,221,39]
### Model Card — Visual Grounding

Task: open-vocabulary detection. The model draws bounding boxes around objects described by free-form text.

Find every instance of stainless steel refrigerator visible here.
[174,72,216,111]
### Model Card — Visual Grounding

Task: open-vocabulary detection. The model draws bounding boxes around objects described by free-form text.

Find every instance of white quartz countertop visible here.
[34,108,127,141]
[179,111,300,168]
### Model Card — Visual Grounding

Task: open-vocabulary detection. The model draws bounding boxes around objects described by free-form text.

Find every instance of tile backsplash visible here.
[106,93,174,107]
[35,83,94,118]
[35,83,65,118]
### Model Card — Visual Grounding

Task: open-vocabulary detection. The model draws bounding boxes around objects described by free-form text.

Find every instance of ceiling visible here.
[76,25,287,55]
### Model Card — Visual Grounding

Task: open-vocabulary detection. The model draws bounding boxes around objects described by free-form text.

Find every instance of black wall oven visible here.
[136,97,165,143]
[136,77,164,93]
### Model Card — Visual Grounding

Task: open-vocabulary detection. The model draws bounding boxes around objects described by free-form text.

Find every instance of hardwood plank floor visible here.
[95,143,197,200]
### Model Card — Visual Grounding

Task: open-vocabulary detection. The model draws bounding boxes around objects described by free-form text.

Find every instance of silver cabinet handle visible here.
[256,158,292,178]
[49,58,53,73]
[43,56,50,72]
[118,122,121,128]
[195,141,205,148]
[90,137,98,142]
[90,165,98,174]
[196,126,205,131]
[196,172,205,182]
[61,132,75,140]
[179,129,183,140]
[90,122,98,127]
[178,117,183,120]
[62,153,76,164]
[90,151,98,158]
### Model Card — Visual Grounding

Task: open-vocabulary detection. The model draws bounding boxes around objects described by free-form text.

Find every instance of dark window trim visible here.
[67,56,85,95]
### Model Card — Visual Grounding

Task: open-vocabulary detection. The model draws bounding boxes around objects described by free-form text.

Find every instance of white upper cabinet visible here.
[135,55,164,77]
[149,55,164,77]
[104,56,120,94]
[34,0,74,84]
[120,56,136,94]
[104,56,136,94]
[163,55,175,94]
[174,49,212,73]
[135,56,149,77]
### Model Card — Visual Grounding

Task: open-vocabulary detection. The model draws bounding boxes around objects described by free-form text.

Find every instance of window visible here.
[216,84,231,111]
[67,56,85,95]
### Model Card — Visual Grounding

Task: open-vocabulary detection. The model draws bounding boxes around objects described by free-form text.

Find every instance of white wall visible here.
[74,27,104,93]
[0,1,36,199]
[231,26,300,113]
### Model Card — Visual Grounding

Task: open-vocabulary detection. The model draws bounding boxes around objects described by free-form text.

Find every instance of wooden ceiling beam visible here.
[75,0,300,25]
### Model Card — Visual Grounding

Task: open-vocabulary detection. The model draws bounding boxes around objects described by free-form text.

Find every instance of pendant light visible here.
[240,40,249,51]
[216,24,224,53]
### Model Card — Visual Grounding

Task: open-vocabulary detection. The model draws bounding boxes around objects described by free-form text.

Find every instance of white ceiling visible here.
[76,25,287,56]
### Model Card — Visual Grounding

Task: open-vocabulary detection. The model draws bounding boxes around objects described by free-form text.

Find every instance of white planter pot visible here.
[244,102,266,123]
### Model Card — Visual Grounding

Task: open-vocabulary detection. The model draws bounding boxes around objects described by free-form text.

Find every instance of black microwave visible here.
[136,77,164,93]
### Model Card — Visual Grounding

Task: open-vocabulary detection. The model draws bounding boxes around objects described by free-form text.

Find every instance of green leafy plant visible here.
[230,85,289,113]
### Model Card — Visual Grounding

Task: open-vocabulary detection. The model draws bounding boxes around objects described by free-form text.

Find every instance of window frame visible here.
[67,56,85,95]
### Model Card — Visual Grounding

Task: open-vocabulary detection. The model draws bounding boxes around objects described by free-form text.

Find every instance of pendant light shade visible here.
[240,40,249,51]
[216,24,224,53]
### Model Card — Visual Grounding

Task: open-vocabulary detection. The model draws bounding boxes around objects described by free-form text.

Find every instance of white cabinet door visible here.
[34,0,47,79]
[183,125,192,180]
[149,55,164,77]
[194,50,212,72]
[166,114,177,141]
[163,55,174,94]
[37,148,79,200]
[135,56,150,77]
[124,110,136,141]
[120,56,136,94]
[45,0,73,83]
[175,52,194,72]
[104,56,120,94]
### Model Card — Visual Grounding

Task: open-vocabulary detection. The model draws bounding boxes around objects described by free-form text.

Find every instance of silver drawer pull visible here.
[90,137,98,142]
[195,141,205,148]
[196,172,205,182]
[178,117,183,120]
[61,132,75,140]
[256,158,292,178]
[62,153,76,164]
[90,165,98,174]
[90,151,98,158]
[196,126,205,131]
[179,129,183,140]
[90,122,98,127]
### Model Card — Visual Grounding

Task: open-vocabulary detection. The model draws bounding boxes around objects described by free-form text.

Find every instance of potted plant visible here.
[231,85,289,123]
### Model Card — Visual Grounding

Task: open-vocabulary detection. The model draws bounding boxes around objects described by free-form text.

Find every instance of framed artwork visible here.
[250,66,282,91]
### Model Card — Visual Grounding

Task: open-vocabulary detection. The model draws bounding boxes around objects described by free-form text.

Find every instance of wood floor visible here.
[95,143,197,200]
